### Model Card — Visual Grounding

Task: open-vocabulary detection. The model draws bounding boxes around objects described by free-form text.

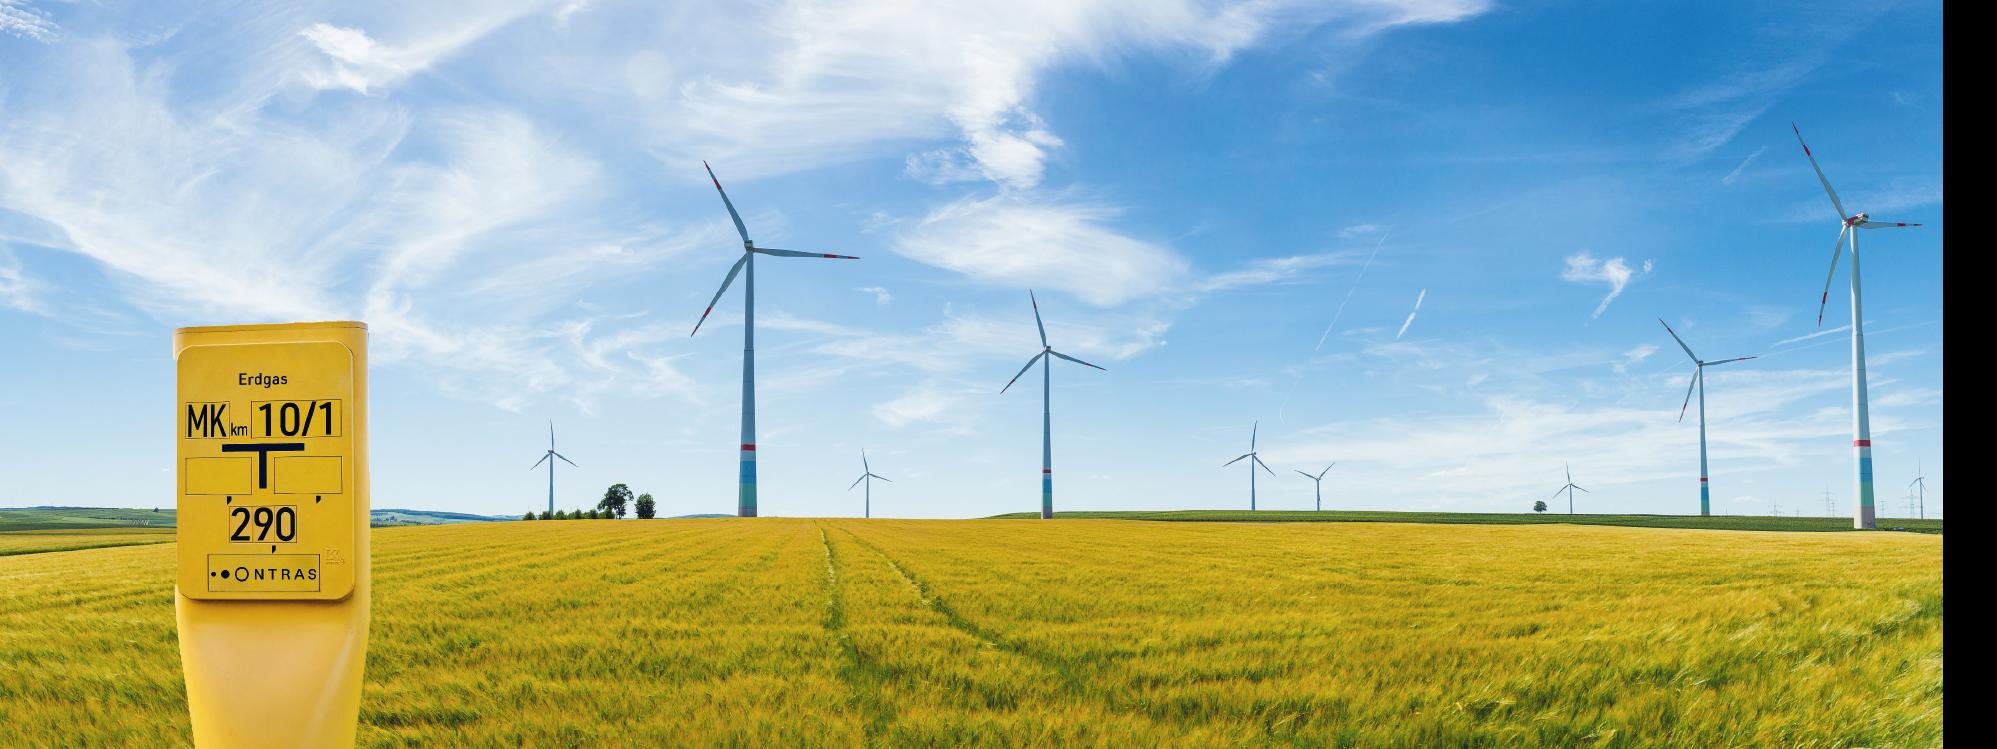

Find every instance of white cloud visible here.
[1613,343,1657,374]
[1266,365,1861,509]
[895,195,1187,306]
[1560,251,1649,319]
[1,0,54,42]
[299,4,555,94]
[1199,251,1362,292]
[649,0,1489,188]
[873,381,974,430]
[857,286,893,306]
[0,0,1492,416]
[1337,223,1382,237]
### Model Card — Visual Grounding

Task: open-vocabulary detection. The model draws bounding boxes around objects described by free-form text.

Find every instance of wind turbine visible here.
[1908,461,1928,519]
[1001,291,1105,519]
[529,420,577,515]
[1295,463,1335,512]
[1792,124,1921,530]
[1223,422,1276,511]
[1659,319,1756,517]
[848,449,891,519]
[1552,462,1588,515]
[691,162,859,518]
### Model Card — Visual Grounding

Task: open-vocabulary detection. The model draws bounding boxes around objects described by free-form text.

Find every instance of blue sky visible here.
[1,0,1943,519]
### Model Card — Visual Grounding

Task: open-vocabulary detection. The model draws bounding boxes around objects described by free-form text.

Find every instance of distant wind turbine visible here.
[1002,291,1105,519]
[691,162,859,518]
[1792,123,1920,530]
[1295,462,1335,512]
[848,449,891,519]
[1552,462,1588,515]
[529,420,577,515]
[1659,319,1756,517]
[1224,422,1276,511]
[1908,462,1928,519]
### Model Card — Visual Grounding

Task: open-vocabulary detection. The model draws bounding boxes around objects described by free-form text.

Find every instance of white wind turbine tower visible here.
[848,449,891,519]
[691,162,859,518]
[529,420,577,515]
[1295,463,1335,512]
[1002,291,1105,519]
[1552,462,1588,515]
[1659,319,1756,517]
[1908,461,1928,519]
[1792,124,1921,530]
[1223,422,1276,511]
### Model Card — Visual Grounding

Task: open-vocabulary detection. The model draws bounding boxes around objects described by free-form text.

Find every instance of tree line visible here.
[522,483,657,521]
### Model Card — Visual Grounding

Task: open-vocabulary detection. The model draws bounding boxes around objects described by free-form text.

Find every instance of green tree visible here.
[599,483,633,519]
[554,509,568,520]
[635,493,656,519]
[523,512,536,521]
[1533,500,1548,513]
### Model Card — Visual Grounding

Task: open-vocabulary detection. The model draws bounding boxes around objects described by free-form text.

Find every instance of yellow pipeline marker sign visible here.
[175,322,369,748]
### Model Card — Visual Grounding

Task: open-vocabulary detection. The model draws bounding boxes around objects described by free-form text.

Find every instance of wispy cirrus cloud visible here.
[1198,250,1363,293]
[894,195,1186,307]
[0,247,46,314]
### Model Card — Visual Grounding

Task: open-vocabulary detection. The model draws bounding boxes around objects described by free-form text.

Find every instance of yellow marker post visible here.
[174,322,369,748]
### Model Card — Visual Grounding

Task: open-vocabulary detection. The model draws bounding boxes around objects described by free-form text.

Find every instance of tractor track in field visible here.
[815,524,895,747]
[830,526,1119,711]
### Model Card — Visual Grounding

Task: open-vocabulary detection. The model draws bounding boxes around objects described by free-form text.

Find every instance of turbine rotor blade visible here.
[1318,463,1335,479]
[1678,367,1699,423]
[531,454,551,470]
[1817,224,1850,327]
[1254,455,1274,476]
[1551,486,1569,499]
[1001,351,1048,393]
[1703,355,1757,366]
[1296,469,1316,480]
[1049,350,1105,371]
[555,452,578,467]
[1855,220,1921,229]
[861,449,869,472]
[849,475,866,491]
[1572,484,1590,493]
[703,161,751,245]
[1224,453,1253,467]
[692,253,751,336]
[753,247,860,259]
[1030,290,1048,348]
[1252,421,1259,451]
[1791,123,1847,221]
[873,475,892,483]
[1657,319,1698,362]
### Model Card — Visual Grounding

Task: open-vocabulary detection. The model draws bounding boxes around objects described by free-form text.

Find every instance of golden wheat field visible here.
[0,519,1942,747]
[0,527,175,557]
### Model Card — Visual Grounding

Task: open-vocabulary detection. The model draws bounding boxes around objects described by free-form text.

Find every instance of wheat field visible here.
[0,519,1942,747]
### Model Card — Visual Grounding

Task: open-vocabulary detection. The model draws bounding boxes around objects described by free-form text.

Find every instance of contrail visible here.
[1284,227,1391,422]
[1313,227,1392,352]
[1396,288,1426,339]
